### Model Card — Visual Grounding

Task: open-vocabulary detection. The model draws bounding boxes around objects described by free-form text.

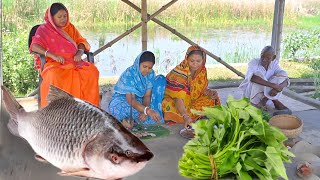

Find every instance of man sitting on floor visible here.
[239,45,291,114]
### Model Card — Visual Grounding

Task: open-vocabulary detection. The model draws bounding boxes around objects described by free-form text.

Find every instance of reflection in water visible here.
[82,28,271,77]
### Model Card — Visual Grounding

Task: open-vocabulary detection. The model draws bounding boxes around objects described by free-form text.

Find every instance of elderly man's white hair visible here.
[260,46,276,58]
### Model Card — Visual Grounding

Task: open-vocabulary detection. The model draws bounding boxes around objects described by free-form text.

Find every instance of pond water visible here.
[82,27,272,77]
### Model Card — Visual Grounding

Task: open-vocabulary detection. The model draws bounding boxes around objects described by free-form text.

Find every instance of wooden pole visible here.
[122,0,245,78]
[94,0,178,56]
[271,0,279,51]
[141,0,148,51]
[277,0,285,59]
[271,0,285,59]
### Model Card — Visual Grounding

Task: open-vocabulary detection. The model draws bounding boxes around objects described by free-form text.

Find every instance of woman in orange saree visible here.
[30,3,100,108]
[162,45,221,129]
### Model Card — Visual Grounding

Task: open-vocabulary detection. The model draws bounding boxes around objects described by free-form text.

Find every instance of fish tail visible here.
[1,86,25,136]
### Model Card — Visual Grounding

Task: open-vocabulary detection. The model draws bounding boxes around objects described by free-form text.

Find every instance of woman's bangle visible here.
[78,49,84,53]
[144,106,150,115]
[44,50,49,57]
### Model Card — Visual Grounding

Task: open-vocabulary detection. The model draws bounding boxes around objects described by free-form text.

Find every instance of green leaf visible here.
[244,104,263,122]
[202,106,231,124]
[265,146,288,180]
[249,122,265,136]
[227,96,249,109]
[179,97,295,180]
[238,109,250,121]
[244,157,272,179]
[218,151,240,176]
[236,162,252,180]
[253,170,273,180]
[266,124,287,142]
[247,147,267,159]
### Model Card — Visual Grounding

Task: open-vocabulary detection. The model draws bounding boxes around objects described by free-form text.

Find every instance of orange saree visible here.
[162,46,220,123]
[31,3,99,108]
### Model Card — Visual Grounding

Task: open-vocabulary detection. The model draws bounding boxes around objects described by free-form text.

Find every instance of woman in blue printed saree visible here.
[108,51,165,129]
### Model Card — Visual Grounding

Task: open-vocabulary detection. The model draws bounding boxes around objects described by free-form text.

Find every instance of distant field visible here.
[2,0,320,31]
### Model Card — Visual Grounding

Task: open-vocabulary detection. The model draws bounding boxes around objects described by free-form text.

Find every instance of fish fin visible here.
[58,168,91,178]
[81,132,103,159]
[1,86,26,137]
[34,154,48,163]
[47,85,73,103]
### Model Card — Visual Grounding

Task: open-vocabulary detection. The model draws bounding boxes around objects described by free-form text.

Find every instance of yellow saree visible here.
[162,45,220,123]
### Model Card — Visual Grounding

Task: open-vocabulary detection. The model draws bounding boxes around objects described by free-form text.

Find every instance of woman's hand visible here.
[269,88,278,97]
[138,113,148,121]
[272,83,283,93]
[52,54,65,64]
[183,115,193,129]
[204,88,218,99]
[147,109,161,121]
[74,49,84,62]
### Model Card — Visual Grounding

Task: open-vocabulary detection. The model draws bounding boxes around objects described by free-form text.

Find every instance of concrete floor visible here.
[1,88,319,180]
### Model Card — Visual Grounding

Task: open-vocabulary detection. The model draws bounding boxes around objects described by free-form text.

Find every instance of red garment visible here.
[30,3,100,108]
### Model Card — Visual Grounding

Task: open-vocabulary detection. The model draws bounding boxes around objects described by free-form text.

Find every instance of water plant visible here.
[283,29,320,60]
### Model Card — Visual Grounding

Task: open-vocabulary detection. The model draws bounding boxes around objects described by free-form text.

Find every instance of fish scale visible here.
[20,99,105,169]
[2,85,153,180]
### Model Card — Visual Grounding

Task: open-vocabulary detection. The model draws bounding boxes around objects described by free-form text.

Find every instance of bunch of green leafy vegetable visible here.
[178,97,294,180]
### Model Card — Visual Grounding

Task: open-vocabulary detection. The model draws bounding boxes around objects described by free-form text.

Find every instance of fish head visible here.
[83,128,153,179]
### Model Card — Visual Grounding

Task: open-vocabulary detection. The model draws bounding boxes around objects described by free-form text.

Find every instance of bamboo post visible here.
[93,0,178,56]
[271,0,285,59]
[122,0,245,78]
[141,0,148,51]
[277,0,285,59]
[271,0,279,51]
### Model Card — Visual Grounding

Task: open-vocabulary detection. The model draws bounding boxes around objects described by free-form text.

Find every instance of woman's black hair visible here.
[50,3,67,16]
[140,51,155,64]
[187,50,203,58]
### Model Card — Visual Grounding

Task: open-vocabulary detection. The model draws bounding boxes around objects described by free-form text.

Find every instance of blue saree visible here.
[108,51,166,124]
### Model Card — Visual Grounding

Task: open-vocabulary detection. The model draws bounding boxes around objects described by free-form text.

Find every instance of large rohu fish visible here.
[1,85,153,180]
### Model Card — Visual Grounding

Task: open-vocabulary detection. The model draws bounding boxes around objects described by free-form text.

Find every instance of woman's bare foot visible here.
[252,103,267,111]
[122,118,134,130]
[272,100,288,110]
[252,97,268,111]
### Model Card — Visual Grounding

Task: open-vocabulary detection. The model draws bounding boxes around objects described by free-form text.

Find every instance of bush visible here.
[283,29,320,59]
[3,30,38,96]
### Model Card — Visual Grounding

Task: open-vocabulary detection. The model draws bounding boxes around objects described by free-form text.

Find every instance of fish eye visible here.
[125,150,132,157]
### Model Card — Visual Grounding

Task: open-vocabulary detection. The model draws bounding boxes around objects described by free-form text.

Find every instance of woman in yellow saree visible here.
[162,45,221,128]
